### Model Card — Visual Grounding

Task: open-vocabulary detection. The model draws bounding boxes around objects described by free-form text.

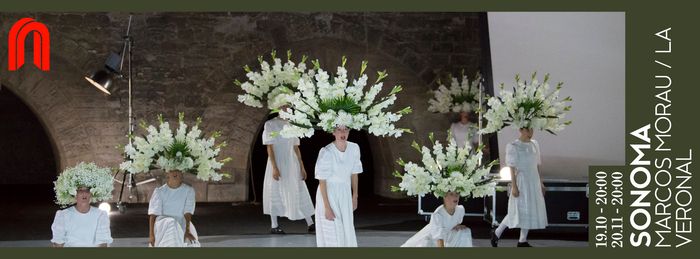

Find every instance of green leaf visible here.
[389,85,403,96]
[286,50,292,61]
[396,158,406,166]
[376,70,388,84]
[243,65,251,73]
[318,96,361,115]
[360,60,368,75]
[341,56,347,67]
[270,50,277,60]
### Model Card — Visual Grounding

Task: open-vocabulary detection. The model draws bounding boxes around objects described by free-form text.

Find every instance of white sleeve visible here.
[50,210,66,245]
[314,148,331,180]
[429,212,447,240]
[262,121,277,145]
[95,210,113,245]
[184,187,196,215]
[293,137,300,146]
[148,188,162,216]
[505,143,517,167]
[351,145,363,174]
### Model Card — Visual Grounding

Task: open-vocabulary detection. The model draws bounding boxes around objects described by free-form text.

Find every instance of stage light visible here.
[99,202,112,213]
[499,166,512,181]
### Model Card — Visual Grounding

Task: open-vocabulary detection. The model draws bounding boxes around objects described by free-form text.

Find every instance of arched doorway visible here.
[0,85,58,240]
[249,114,375,204]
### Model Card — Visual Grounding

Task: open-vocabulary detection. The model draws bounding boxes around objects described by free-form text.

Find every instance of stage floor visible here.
[0,231,587,247]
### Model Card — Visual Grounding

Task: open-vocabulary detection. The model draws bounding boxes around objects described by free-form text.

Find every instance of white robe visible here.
[401,205,472,247]
[148,184,200,247]
[314,142,363,247]
[501,139,548,229]
[450,122,479,149]
[262,117,315,220]
[51,206,112,247]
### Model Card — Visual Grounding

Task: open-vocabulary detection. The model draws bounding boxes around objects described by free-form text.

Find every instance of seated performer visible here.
[401,191,472,247]
[148,170,199,247]
[51,162,114,247]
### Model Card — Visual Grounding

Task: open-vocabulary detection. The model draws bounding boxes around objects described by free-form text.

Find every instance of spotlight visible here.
[99,202,112,213]
[499,167,512,181]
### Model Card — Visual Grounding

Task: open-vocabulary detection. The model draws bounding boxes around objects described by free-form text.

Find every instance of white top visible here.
[450,122,479,149]
[315,142,363,183]
[51,206,112,247]
[148,184,196,231]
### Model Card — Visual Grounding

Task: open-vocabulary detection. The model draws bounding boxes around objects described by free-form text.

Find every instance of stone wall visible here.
[0,12,486,201]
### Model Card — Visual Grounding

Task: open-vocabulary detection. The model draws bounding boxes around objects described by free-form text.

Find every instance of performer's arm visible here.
[294,146,307,180]
[352,174,359,210]
[267,145,281,180]
[148,215,156,246]
[184,213,196,241]
[319,180,335,220]
[436,239,445,247]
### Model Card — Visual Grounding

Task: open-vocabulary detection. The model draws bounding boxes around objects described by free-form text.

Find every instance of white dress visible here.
[51,206,112,247]
[501,139,548,229]
[314,142,363,247]
[450,122,479,149]
[401,205,472,247]
[262,117,315,220]
[148,184,200,247]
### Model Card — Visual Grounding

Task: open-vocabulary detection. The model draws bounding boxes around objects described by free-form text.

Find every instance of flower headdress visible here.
[54,162,114,207]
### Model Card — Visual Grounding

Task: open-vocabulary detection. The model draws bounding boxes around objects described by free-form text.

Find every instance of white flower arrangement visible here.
[392,132,498,198]
[119,113,232,182]
[480,72,572,134]
[428,72,487,113]
[278,57,412,138]
[54,162,114,207]
[236,50,310,110]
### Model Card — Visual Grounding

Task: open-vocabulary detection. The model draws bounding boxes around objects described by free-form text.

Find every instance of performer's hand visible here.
[512,186,520,197]
[273,168,281,181]
[148,235,155,247]
[541,183,546,197]
[325,207,336,221]
[352,196,358,211]
[184,231,197,242]
[453,224,467,231]
[301,167,307,180]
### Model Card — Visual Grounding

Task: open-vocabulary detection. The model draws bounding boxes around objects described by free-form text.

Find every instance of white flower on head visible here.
[428,72,487,114]
[54,162,114,207]
[236,50,310,110]
[392,132,498,199]
[480,72,572,134]
[280,57,412,139]
[120,113,231,182]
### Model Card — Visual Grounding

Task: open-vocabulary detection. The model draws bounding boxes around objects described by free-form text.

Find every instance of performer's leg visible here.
[270,215,279,228]
[519,229,529,242]
[495,223,508,238]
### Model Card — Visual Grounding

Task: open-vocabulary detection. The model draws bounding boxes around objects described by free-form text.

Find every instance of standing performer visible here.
[262,107,316,234]
[491,128,547,247]
[148,170,199,247]
[51,162,114,247]
[314,125,363,247]
[401,191,472,247]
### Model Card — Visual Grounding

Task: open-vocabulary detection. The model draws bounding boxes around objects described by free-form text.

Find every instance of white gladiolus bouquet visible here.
[428,72,487,113]
[480,72,572,134]
[54,162,114,207]
[119,113,231,182]
[236,50,311,110]
[279,57,412,138]
[392,132,498,198]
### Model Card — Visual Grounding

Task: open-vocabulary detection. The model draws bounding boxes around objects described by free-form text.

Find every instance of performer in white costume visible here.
[314,125,362,247]
[51,162,114,248]
[450,111,479,149]
[51,188,113,247]
[148,170,199,247]
[263,109,315,234]
[491,128,547,247]
[402,191,472,247]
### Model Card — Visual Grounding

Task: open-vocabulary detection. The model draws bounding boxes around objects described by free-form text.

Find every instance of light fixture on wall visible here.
[85,15,135,214]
